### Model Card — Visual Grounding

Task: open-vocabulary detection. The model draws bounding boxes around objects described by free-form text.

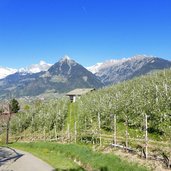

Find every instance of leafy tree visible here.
[10,98,20,113]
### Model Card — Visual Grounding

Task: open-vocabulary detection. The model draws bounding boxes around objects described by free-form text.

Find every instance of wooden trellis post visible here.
[61,112,64,143]
[61,125,64,143]
[145,114,148,159]
[43,127,46,141]
[113,114,117,144]
[54,124,57,141]
[67,123,70,142]
[125,115,128,151]
[98,112,102,146]
[74,121,77,143]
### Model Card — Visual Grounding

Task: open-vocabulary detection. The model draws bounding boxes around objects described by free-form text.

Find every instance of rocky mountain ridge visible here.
[87,55,171,84]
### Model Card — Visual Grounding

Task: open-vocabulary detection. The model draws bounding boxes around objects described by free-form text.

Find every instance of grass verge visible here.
[9,142,84,170]
[9,142,148,171]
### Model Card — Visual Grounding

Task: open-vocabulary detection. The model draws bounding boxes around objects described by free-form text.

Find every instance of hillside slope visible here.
[77,68,171,137]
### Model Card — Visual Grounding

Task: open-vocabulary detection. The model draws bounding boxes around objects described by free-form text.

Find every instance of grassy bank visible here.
[10,142,83,170]
[10,142,148,171]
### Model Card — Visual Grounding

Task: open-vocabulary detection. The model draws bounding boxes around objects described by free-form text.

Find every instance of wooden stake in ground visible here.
[67,123,70,142]
[61,124,64,143]
[43,127,46,141]
[74,121,77,143]
[54,124,57,141]
[113,114,117,144]
[61,111,64,143]
[125,115,128,151]
[98,112,102,146]
[145,114,148,159]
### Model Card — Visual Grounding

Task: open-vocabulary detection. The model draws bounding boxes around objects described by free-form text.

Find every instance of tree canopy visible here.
[10,98,20,113]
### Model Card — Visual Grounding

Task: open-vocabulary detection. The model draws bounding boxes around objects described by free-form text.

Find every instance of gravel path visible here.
[0,147,55,171]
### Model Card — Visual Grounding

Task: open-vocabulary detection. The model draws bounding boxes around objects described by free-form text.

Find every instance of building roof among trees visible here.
[66,88,95,96]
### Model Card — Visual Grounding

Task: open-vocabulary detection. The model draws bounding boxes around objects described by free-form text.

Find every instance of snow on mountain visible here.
[0,56,103,99]
[87,55,155,74]
[0,67,17,79]
[18,60,52,73]
[60,55,71,61]
[86,63,103,74]
[0,60,52,79]
[87,58,128,74]
[87,55,171,85]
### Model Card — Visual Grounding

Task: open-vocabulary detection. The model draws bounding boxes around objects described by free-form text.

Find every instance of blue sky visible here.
[0,0,171,68]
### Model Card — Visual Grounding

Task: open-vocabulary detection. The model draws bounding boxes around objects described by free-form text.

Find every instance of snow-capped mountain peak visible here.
[59,55,71,62]
[87,58,128,74]
[86,63,103,74]
[87,55,171,85]
[87,55,154,74]
[0,67,17,79]
[58,55,76,67]
[18,60,52,74]
[0,60,52,79]
[63,55,70,60]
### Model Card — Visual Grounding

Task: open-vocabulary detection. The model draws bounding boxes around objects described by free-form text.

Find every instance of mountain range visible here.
[0,56,103,99]
[0,61,52,79]
[0,55,171,99]
[88,55,171,85]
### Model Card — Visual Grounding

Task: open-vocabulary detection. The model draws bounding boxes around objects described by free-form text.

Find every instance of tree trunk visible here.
[6,104,12,144]
[6,120,9,144]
